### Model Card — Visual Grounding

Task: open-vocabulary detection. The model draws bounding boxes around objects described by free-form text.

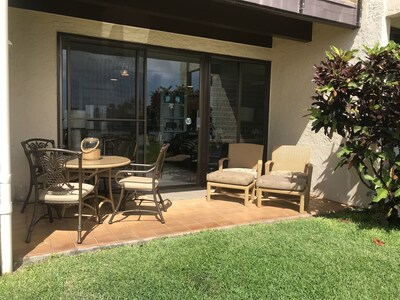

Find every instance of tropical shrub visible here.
[309,42,400,222]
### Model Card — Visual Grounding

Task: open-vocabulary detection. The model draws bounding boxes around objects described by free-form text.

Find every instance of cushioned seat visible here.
[40,183,95,203]
[222,168,257,177]
[256,145,313,214]
[206,170,257,206]
[119,176,159,190]
[207,170,255,186]
[256,174,306,191]
[206,143,264,206]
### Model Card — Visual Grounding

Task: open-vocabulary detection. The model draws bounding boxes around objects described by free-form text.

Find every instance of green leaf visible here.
[337,147,352,157]
[363,174,375,181]
[394,188,400,198]
[373,188,388,202]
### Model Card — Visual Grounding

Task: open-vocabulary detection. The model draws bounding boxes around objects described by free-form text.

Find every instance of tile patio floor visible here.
[12,189,348,267]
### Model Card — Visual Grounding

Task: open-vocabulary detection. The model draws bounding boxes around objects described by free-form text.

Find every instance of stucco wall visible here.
[8,0,400,206]
[269,0,400,206]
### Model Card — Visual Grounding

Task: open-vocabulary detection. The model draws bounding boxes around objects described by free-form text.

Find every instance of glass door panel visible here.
[209,58,268,171]
[239,63,267,144]
[146,51,200,186]
[62,40,138,155]
[209,59,239,171]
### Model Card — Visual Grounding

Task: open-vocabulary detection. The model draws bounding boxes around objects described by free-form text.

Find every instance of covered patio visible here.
[3,0,400,275]
[12,190,347,266]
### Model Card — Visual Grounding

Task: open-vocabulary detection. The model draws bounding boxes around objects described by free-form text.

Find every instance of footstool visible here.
[206,170,256,206]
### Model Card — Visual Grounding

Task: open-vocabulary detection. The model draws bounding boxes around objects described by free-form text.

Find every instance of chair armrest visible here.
[129,163,154,168]
[218,158,229,170]
[114,165,156,184]
[264,160,274,175]
[305,163,313,180]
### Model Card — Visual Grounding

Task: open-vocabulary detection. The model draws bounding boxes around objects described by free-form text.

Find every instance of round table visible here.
[66,155,131,210]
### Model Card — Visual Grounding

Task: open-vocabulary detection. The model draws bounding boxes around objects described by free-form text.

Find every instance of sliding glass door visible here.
[60,38,143,163]
[146,51,200,186]
[59,34,270,188]
[209,58,268,171]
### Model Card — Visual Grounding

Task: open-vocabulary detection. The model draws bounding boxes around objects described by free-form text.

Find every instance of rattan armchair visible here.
[256,145,313,213]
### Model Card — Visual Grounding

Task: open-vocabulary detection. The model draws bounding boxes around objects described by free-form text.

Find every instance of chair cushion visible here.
[40,182,94,203]
[256,175,306,191]
[207,170,255,186]
[222,168,257,177]
[119,176,159,190]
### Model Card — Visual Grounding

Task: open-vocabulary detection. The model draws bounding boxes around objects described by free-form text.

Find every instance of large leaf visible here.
[372,188,388,202]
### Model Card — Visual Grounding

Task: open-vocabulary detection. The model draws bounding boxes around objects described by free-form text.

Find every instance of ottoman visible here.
[206,170,256,206]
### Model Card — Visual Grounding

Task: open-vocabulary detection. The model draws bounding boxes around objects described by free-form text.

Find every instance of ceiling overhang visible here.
[9,0,316,48]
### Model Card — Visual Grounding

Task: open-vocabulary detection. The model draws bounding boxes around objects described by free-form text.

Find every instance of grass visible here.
[1,210,400,299]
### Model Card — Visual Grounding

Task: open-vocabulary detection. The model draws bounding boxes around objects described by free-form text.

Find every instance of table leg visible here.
[96,168,115,211]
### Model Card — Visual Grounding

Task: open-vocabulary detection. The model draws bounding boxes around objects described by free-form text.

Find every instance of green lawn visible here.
[1,210,400,299]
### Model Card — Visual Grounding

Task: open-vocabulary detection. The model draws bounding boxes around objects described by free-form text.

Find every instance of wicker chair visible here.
[25,148,100,244]
[206,143,264,206]
[256,145,313,214]
[20,138,55,213]
[108,143,170,224]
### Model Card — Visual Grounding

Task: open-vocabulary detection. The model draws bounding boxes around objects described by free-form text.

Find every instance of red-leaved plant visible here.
[309,42,400,223]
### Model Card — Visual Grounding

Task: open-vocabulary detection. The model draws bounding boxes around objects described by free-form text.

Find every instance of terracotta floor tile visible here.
[12,195,348,264]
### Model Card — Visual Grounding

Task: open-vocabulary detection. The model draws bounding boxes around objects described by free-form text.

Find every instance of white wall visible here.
[8,0,400,206]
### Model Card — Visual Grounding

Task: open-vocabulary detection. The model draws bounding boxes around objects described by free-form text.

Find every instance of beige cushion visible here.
[119,176,159,190]
[256,175,306,191]
[207,170,255,186]
[222,168,257,177]
[40,183,94,203]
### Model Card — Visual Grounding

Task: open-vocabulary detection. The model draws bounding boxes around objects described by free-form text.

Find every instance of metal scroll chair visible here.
[25,148,100,244]
[99,135,137,194]
[101,136,137,161]
[256,145,313,214]
[20,138,55,213]
[108,143,170,224]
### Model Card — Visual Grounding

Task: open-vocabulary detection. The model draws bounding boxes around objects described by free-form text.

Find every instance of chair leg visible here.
[299,194,305,214]
[154,189,165,224]
[77,199,82,244]
[305,189,310,212]
[108,187,126,224]
[47,205,54,223]
[25,190,39,243]
[93,187,102,224]
[256,188,262,208]
[244,187,249,207]
[21,178,33,213]
[206,182,212,201]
